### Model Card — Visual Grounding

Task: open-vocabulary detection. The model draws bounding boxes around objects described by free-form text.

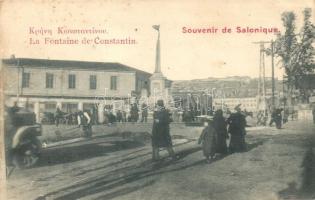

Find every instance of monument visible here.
[148,25,173,108]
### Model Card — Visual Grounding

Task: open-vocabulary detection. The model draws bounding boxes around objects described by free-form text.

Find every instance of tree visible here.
[295,8,315,102]
[274,8,315,104]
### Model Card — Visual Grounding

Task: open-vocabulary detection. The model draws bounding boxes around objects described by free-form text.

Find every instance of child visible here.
[198,119,217,163]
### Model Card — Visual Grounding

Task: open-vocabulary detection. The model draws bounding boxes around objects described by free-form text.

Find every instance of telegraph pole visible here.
[271,40,275,106]
[253,40,276,108]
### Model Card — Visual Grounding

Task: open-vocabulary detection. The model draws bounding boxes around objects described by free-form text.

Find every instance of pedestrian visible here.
[227,104,247,153]
[108,110,116,125]
[130,103,139,123]
[116,110,123,123]
[141,103,148,122]
[198,118,217,163]
[213,109,228,155]
[274,108,283,129]
[269,108,277,127]
[77,110,92,137]
[151,100,176,161]
[54,107,63,127]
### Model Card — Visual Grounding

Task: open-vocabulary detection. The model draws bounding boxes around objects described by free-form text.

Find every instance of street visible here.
[6,121,315,200]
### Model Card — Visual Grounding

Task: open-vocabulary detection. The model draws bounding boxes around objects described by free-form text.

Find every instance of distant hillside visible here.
[171,76,283,98]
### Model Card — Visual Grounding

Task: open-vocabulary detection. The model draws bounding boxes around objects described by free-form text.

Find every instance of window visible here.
[68,74,76,89]
[22,72,30,88]
[110,76,117,90]
[46,73,54,88]
[90,75,97,90]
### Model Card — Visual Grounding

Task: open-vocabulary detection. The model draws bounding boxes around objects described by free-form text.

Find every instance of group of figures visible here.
[198,105,247,162]
[269,108,285,129]
[103,103,149,123]
[52,102,149,126]
[151,101,247,163]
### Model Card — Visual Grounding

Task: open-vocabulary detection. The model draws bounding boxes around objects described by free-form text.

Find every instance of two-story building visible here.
[2,57,151,123]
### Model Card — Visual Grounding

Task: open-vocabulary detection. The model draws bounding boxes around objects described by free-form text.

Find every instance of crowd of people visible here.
[102,103,148,124]
[151,100,248,163]
[197,104,247,163]
[52,102,150,126]
[52,100,304,163]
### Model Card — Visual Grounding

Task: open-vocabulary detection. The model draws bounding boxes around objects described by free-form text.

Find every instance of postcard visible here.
[0,0,314,199]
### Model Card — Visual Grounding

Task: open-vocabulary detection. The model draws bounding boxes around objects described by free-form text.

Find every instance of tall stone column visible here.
[150,25,168,108]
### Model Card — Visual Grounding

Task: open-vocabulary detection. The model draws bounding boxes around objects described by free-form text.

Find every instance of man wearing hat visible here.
[227,104,247,153]
[151,99,176,161]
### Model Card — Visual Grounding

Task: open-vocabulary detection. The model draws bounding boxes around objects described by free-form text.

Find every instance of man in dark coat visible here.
[227,104,247,153]
[151,100,175,161]
[130,103,139,123]
[116,110,123,123]
[213,109,228,155]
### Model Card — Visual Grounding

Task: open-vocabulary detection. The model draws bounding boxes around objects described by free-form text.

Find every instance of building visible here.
[2,57,151,123]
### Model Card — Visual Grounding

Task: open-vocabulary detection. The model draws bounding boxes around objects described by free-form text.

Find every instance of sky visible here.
[0,0,313,80]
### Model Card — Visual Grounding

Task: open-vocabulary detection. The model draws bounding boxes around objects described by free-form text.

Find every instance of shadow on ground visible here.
[278,135,315,200]
[37,140,145,167]
[36,138,264,200]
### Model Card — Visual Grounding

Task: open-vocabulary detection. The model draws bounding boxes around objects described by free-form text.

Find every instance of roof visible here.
[2,57,152,75]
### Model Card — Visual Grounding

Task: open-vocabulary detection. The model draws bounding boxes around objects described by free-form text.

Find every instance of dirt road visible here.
[6,121,315,200]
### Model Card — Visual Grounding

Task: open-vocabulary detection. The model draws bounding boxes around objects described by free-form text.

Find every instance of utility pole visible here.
[253,40,276,125]
[271,40,275,107]
[253,42,267,116]
[253,40,276,108]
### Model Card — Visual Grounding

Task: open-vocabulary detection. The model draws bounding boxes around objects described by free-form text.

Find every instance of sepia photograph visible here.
[0,0,314,199]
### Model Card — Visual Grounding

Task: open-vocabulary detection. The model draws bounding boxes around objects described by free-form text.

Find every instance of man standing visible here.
[141,103,148,122]
[130,103,139,123]
[227,104,247,153]
[151,100,176,161]
[275,108,283,129]
[54,107,63,127]
[77,110,92,137]
[116,110,123,123]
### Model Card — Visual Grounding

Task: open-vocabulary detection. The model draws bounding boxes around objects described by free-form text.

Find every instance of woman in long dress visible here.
[198,119,217,163]
[213,109,228,155]
[227,105,247,153]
